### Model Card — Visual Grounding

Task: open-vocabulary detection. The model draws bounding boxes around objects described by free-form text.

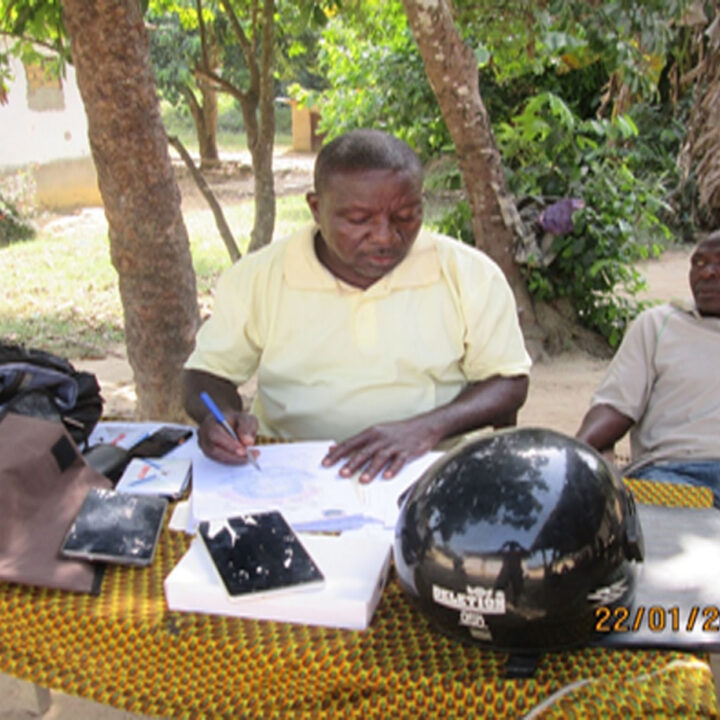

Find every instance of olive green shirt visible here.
[591,301,720,465]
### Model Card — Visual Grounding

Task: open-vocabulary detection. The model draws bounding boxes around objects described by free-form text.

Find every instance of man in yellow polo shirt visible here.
[183,129,531,482]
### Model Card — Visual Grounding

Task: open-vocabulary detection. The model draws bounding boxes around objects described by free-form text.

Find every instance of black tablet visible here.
[128,426,193,459]
[60,488,168,566]
[198,511,325,600]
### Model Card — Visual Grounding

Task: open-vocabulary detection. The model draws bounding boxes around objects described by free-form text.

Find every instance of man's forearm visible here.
[576,403,634,452]
[421,374,529,442]
[182,369,244,425]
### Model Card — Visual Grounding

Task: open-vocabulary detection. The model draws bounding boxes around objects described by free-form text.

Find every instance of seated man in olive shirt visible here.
[184,129,531,482]
[576,230,720,502]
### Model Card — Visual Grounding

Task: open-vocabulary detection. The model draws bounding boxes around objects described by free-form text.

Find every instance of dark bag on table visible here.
[0,413,111,594]
[0,341,104,448]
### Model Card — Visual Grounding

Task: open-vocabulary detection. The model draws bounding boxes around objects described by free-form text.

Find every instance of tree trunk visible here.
[167,134,240,262]
[247,126,276,253]
[199,0,276,251]
[402,0,545,356]
[246,0,276,253]
[186,83,220,170]
[239,86,275,253]
[61,0,199,420]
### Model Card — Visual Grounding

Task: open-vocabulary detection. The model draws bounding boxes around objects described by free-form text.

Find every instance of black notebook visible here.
[198,511,325,600]
[60,488,168,566]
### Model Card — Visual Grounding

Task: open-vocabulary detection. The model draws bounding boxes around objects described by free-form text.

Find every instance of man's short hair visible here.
[695,228,720,251]
[314,129,422,193]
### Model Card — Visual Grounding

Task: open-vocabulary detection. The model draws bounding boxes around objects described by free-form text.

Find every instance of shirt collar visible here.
[670,297,720,323]
[283,223,440,294]
[670,298,696,315]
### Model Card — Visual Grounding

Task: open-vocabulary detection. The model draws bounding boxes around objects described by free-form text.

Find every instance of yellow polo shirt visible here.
[186,224,531,441]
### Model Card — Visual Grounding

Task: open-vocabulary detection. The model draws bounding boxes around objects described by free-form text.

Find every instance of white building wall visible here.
[0,49,92,170]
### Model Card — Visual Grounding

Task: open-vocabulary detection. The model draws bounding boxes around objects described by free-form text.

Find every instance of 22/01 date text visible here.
[595,605,720,633]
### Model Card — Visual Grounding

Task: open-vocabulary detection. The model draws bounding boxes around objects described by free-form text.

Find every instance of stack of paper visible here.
[164,528,393,630]
[187,441,442,534]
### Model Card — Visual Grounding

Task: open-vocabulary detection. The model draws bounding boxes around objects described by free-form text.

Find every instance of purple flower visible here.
[538,198,586,235]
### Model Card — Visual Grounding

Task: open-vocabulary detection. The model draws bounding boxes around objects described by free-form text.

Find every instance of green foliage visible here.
[0,193,34,246]
[314,2,451,159]
[148,10,201,108]
[626,98,694,241]
[313,0,692,159]
[315,0,695,345]
[147,0,332,161]
[147,0,335,101]
[274,6,328,93]
[0,0,67,58]
[541,0,689,103]
[431,198,474,247]
[0,0,67,95]
[148,5,249,113]
[451,0,689,105]
[495,92,671,345]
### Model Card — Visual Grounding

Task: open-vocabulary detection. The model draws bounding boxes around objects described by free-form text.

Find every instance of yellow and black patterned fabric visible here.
[0,480,718,718]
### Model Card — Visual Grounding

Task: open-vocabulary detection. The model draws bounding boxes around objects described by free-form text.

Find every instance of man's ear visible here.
[306,191,320,223]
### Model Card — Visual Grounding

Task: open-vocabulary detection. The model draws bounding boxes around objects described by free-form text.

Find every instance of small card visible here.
[115,457,192,499]
[61,488,168,566]
[198,511,325,601]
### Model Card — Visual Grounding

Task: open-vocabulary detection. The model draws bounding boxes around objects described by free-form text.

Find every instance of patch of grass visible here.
[0,196,312,358]
[0,315,124,358]
[2,214,124,356]
[161,101,293,154]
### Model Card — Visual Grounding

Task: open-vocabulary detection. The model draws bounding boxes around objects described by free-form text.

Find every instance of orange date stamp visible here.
[595,605,720,633]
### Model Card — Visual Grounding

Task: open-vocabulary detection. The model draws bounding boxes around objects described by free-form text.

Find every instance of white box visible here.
[164,529,392,631]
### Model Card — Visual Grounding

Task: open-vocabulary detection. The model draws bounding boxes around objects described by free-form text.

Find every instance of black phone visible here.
[61,488,168,566]
[198,511,325,600]
[128,426,193,459]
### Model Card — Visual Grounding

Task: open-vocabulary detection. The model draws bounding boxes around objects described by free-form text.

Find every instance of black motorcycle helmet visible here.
[394,427,644,653]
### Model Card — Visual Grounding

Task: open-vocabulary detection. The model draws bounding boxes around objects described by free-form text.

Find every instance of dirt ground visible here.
[0,149,695,720]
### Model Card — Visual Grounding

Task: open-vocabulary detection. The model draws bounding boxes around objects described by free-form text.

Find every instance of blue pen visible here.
[200,391,261,470]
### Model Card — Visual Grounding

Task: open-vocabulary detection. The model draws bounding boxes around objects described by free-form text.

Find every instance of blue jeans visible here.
[632,461,720,509]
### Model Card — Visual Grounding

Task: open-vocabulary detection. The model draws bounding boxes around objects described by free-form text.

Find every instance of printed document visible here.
[189,441,443,532]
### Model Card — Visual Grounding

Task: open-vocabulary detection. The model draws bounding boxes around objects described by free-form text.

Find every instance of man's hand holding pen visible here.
[198,392,261,467]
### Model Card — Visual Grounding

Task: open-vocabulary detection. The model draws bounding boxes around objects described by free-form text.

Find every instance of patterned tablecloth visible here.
[0,480,718,719]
